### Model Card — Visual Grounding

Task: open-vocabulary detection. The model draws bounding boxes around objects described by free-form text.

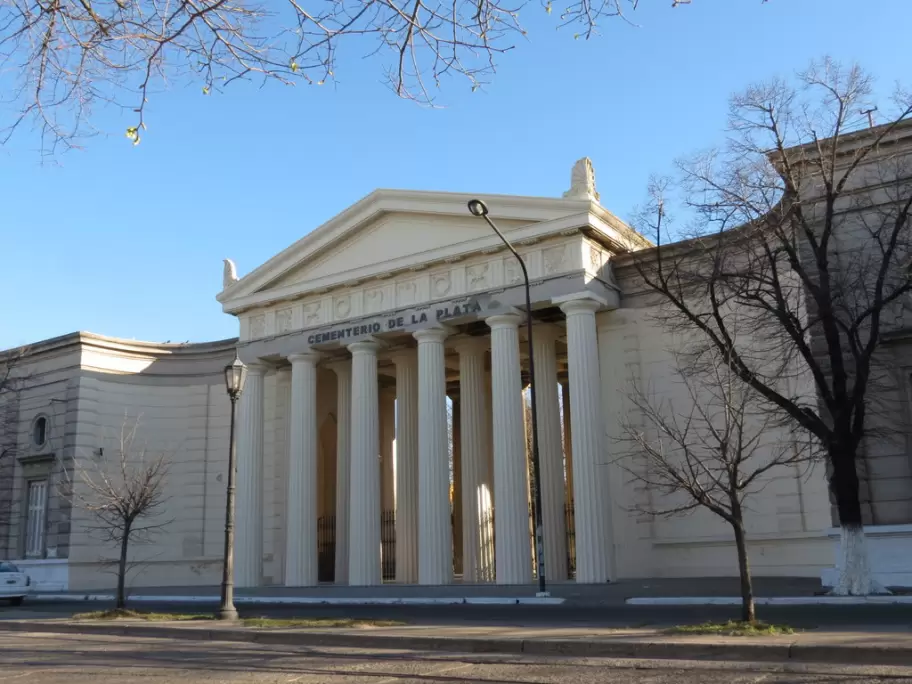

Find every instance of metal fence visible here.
[317,514,336,583]
[314,502,575,583]
[381,510,396,581]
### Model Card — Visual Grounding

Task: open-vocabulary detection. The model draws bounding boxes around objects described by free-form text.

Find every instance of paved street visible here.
[2,632,912,683]
[5,599,912,630]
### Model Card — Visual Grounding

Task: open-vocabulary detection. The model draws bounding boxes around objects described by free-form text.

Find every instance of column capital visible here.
[413,327,451,344]
[389,347,418,366]
[531,323,562,343]
[556,294,605,315]
[245,361,269,376]
[347,339,381,355]
[485,313,523,330]
[288,352,321,365]
[453,337,488,356]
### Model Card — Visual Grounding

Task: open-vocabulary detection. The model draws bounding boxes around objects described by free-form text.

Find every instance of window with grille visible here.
[25,480,48,558]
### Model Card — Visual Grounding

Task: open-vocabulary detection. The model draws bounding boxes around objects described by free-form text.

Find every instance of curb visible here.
[626,596,912,606]
[0,620,909,666]
[27,595,565,606]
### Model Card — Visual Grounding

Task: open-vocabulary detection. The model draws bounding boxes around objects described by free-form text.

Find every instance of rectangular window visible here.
[25,479,48,558]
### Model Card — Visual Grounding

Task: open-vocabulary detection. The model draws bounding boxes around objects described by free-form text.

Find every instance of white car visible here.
[0,562,30,606]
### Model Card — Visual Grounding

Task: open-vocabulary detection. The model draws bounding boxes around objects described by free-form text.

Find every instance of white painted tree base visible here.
[827,525,890,596]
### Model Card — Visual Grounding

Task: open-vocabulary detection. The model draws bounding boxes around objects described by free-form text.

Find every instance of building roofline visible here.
[2,332,238,361]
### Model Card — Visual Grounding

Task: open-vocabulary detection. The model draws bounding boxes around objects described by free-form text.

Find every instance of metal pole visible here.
[481,214,548,597]
[218,393,239,620]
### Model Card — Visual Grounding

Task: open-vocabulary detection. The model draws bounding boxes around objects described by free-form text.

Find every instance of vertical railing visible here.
[317,514,336,583]
[381,509,396,581]
[565,500,576,580]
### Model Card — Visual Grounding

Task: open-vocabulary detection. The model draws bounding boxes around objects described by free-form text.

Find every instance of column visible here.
[414,328,453,585]
[348,340,382,586]
[487,314,533,585]
[456,339,495,583]
[392,350,419,583]
[532,328,568,582]
[560,298,611,583]
[236,363,265,588]
[285,353,320,586]
[451,396,463,577]
[330,361,352,584]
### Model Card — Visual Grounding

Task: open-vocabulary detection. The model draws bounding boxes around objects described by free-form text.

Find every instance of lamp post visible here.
[218,353,248,620]
[467,198,548,597]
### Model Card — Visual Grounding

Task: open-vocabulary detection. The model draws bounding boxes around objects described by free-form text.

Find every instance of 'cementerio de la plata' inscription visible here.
[306,299,484,345]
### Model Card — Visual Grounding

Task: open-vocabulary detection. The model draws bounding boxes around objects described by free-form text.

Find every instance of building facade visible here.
[2,128,912,591]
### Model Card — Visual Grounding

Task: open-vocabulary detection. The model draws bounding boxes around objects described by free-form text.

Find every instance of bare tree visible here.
[630,58,912,595]
[620,345,813,623]
[66,417,171,608]
[0,0,767,153]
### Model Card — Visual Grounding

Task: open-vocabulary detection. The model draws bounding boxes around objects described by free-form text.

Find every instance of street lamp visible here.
[219,353,248,620]
[467,198,548,597]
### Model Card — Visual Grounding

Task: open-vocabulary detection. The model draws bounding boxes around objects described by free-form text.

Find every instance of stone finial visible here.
[223,258,239,290]
[562,157,600,203]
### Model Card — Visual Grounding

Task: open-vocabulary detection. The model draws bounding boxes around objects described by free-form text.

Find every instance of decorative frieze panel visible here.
[303,301,322,326]
[240,235,589,341]
[250,315,266,339]
[276,308,294,334]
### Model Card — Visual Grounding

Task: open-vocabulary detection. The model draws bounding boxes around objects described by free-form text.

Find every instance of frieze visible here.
[306,299,485,346]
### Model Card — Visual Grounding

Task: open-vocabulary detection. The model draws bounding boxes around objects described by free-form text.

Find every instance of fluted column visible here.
[330,361,352,584]
[487,314,533,585]
[236,363,266,588]
[456,339,494,583]
[392,349,419,584]
[560,298,611,583]
[348,340,382,586]
[414,328,453,585]
[285,353,320,586]
[532,328,568,582]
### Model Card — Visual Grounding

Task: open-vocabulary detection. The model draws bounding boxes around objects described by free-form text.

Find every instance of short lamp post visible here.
[467,198,548,597]
[218,353,248,620]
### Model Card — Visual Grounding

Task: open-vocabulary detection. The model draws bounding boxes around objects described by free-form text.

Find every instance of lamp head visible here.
[224,353,248,398]
[467,199,489,218]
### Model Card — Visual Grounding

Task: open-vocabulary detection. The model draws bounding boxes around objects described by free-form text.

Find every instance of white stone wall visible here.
[596,307,833,579]
[67,369,233,591]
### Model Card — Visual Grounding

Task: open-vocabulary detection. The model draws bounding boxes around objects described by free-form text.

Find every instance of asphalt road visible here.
[4,599,912,630]
[2,632,912,683]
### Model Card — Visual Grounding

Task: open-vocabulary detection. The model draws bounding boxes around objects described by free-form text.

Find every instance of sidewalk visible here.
[2,617,911,666]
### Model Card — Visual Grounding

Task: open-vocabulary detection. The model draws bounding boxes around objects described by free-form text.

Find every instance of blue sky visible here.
[1,0,908,350]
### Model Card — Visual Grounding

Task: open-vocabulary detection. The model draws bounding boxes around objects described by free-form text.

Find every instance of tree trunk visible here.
[117,526,130,609]
[730,512,755,624]
[829,447,885,595]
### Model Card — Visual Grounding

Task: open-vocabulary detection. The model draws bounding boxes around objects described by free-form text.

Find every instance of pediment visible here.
[265,212,532,292]
[219,189,598,313]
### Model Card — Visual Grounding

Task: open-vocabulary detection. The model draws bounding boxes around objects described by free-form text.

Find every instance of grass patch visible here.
[241,617,405,629]
[664,621,796,637]
[73,609,213,621]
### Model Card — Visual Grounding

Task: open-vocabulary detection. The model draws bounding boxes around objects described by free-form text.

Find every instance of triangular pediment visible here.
[266,212,532,292]
[218,189,599,313]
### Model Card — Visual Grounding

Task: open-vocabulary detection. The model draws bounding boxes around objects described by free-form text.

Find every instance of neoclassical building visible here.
[2,126,912,591]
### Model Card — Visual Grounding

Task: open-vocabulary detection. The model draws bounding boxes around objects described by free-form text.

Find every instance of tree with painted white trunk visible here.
[620,344,814,623]
[631,59,912,595]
